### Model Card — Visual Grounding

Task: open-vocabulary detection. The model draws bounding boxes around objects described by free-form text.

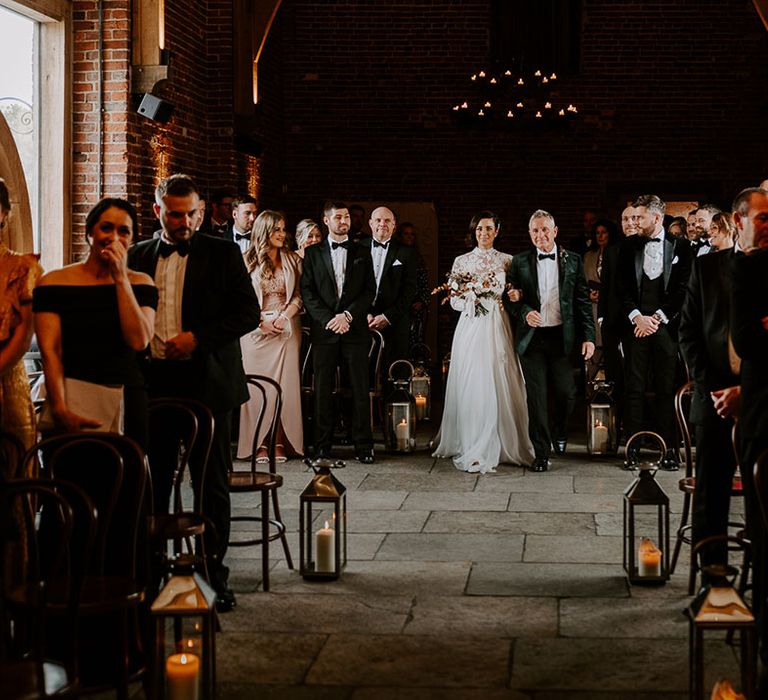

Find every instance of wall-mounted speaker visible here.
[137,93,174,123]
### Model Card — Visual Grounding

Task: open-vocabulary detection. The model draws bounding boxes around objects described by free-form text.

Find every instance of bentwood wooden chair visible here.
[147,398,216,586]
[0,479,97,699]
[228,374,293,591]
[21,433,150,699]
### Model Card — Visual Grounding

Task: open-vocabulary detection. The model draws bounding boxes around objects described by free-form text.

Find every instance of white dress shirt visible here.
[329,236,348,298]
[371,237,389,291]
[643,230,665,280]
[233,226,252,254]
[536,247,562,327]
[150,234,189,359]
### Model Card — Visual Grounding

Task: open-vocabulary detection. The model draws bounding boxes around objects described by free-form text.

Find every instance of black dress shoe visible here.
[215,587,237,613]
[660,448,680,471]
[553,438,567,456]
[529,457,549,473]
[355,450,375,465]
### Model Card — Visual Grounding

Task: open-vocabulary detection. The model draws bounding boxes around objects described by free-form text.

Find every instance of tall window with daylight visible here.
[0,5,39,250]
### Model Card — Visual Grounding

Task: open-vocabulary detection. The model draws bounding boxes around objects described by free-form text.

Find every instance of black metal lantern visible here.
[689,585,755,699]
[151,565,217,700]
[385,360,417,452]
[622,432,671,585]
[300,458,347,581]
[586,376,618,455]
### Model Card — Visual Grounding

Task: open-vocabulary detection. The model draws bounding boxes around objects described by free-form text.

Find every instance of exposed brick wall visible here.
[261,0,768,355]
[68,0,768,353]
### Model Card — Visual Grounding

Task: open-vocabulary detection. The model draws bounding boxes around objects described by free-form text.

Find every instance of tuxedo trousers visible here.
[146,359,233,589]
[623,325,678,447]
[518,326,576,459]
[691,415,737,566]
[313,341,373,453]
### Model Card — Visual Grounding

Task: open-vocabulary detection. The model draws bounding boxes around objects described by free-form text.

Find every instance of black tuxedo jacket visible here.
[127,233,260,412]
[617,232,693,332]
[360,237,417,327]
[300,239,376,345]
[679,249,740,425]
[506,247,595,356]
[596,242,625,332]
[199,219,234,241]
[731,249,768,441]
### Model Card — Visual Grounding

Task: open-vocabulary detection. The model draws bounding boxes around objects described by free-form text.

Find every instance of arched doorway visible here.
[0,111,33,254]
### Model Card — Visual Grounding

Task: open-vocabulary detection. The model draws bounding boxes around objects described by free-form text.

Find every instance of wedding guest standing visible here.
[708,211,736,251]
[237,210,303,462]
[507,209,595,473]
[432,211,533,474]
[617,195,692,469]
[0,177,42,476]
[34,198,157,446]
[360,206,417,368]
[295,219,323,258]
[730,187,768,670]
[128,174,259,612]
[300,201,376,463]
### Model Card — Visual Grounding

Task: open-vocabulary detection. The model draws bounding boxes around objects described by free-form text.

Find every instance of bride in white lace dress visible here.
[433,212,534,473]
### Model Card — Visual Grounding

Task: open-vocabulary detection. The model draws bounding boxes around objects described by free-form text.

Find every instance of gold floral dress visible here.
[0,242,42,479]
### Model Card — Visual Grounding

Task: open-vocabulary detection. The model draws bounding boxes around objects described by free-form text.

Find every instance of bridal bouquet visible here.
[431,270,503,317]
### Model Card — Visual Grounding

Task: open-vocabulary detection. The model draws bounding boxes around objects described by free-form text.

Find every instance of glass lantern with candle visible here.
[151,564,217,700]
[622,431,671,585]
[385,360,417,452]
[586,377,617,455]
[409,343,432,421]
[299,458,347,581]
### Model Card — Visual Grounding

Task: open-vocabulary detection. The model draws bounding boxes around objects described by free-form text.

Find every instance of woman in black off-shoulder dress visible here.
[33,198,157,448]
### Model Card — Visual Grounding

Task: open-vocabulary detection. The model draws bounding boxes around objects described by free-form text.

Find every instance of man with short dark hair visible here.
[201,188,235,238]
[690,203,720,256]
[348,204,367,241]
[128,174,260,611]
[618,194,693,469]
[231,195,258,253]
[301,201,376,462]
[731,187,768,669]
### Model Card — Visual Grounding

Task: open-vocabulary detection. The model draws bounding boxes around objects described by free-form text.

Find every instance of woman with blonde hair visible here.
[239,210,303,462]
[294,218,322,257]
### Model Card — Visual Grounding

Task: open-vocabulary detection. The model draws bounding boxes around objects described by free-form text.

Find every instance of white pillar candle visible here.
[316,520,335,573]
[395,419,409,450]
[638,538,662,577]
[414,395,427,420]
[166,653,199,700]
[592,422,609,452]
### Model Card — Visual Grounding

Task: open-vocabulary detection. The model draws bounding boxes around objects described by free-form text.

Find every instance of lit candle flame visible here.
[489,77,497,84]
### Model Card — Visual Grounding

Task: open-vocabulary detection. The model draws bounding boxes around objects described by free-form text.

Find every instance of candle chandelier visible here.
[450,67,579,128]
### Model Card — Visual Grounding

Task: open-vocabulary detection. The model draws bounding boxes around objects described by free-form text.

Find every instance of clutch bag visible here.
[38,377,125,433]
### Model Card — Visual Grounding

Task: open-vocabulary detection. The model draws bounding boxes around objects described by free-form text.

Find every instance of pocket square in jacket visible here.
[672,255,679,264]
[393,259,403,266]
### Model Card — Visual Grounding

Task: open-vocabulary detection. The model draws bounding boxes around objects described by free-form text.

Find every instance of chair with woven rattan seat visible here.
[0,479,97,699]
[21,433,150,699]
[146,398,217,587]
[669,382,748,592]
[228,374,293,592]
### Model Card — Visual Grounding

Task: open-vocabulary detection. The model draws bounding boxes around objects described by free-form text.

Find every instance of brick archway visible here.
[0,112,34,254]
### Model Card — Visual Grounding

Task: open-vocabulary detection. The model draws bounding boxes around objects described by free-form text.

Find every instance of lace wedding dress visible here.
[432,247,534,473]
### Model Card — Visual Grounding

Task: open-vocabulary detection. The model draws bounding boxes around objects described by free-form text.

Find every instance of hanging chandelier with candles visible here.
[451,68,579,128]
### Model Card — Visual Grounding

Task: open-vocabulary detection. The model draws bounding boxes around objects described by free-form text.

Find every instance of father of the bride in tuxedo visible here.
[507,210,595,472]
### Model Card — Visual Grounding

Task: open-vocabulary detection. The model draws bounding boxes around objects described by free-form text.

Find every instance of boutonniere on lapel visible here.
[558,248,569,269]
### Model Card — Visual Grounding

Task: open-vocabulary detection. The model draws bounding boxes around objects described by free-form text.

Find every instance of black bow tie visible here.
[372,239,389,249]
[644,237,662,246]
[331,240,349,250]
[235,232,251,241]
[537,253,556,261]
[159,240,190,258]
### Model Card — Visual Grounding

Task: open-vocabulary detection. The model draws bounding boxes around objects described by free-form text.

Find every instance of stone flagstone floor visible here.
[217,437,747,699]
